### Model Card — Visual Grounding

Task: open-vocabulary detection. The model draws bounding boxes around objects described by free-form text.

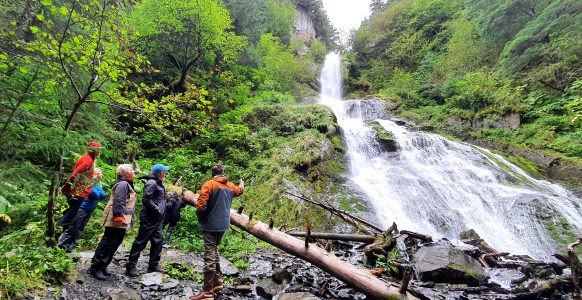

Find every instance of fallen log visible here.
[287,231,376,244]
[399,230,433,242]
[230,209,418,300]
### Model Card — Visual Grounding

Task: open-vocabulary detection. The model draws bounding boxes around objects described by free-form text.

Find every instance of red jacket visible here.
[61,153,95,198]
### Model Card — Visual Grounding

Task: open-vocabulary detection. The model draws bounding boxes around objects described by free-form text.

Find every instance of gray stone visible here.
[488,268,528,290]
[293,5,316,42]
[159,279,179,291]
[272,268,292,284]
[220,256,239,276]
[108,287,141,300]
[248,257,273,277]
[255,277,284,299]
[413,243,488,286]
[279,292,321,300]
[140,273,163,286]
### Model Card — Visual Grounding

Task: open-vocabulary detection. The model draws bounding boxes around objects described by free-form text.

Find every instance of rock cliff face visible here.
[293,5,316,42]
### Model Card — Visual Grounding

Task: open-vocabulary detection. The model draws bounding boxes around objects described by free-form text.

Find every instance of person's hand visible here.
[113,216,125,224]
[239,179,244,185]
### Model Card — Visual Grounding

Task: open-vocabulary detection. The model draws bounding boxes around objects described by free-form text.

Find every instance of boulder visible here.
[365,120,398,152]
[279,292,321,300]
[413,243,488,286]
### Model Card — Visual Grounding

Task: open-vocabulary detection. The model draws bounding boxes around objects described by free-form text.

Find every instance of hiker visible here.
[189,164,244,300]
[125,164,169,277]
[88,164,137,280]
[163,186,187,244]
[58,141,103,250]
[58,168,107,252]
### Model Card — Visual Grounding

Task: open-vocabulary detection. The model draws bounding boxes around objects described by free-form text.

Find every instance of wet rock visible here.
[139,273,163,286]
[248,256,273,277]
[159,279,179,291]
[365,120,398,152]
[413,243,488,286]
[343,98,391,120]
[272,268,292,284]
[219,256,239,276]
[488,268,528,290]
[108,287,140,300]
[279,292,321,300]
[255,277,284,299]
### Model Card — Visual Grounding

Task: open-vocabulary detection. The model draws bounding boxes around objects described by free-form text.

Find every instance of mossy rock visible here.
[364,120,398,152]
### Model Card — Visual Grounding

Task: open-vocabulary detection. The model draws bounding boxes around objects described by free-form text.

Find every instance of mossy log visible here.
[230,210,418,300]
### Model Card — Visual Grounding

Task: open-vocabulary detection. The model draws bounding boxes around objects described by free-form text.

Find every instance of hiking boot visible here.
[188,291,214,300]
[102,269,112,277]
[125,265,139,277]
[88,268,107,281]
[147,264,165,273]
[212,277,223,292]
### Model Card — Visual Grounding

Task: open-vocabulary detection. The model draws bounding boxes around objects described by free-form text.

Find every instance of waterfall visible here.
[319,53,582,259]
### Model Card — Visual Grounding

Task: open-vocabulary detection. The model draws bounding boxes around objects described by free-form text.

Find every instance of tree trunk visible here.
[230,210,418,300]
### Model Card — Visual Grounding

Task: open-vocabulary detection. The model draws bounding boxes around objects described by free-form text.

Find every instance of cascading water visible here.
[319,53,582,260]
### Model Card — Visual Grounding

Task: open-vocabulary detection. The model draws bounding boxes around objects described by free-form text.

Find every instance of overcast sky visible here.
[321,0,371,31]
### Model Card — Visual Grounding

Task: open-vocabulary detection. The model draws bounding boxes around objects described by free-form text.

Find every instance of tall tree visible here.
[1,0,146,242]
[127,0,247,94]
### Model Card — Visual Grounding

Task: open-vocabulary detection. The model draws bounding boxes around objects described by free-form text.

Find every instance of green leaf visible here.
[36,14,45,21]
[40,0,52,6]
[29,26,39,34]
[59,6,68,15]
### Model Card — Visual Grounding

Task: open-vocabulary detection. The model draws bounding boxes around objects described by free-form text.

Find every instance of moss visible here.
[446,262,477,278]
[543,218,577,250]
[365,120,393,140]
[504,153,543,178]
[474,147,538,186]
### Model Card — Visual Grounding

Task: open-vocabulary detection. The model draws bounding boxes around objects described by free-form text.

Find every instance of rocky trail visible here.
[30,244,368,300]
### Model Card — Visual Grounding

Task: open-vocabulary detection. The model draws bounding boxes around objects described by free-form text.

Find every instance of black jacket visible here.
[164,193,186,223]
[139,173,166,223]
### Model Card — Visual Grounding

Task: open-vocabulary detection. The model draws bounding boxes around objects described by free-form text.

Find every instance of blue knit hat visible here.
[152,164,170,174]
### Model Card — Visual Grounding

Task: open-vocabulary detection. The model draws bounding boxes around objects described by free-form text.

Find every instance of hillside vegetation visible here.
[0,0,344,297]
[347,0,581,163]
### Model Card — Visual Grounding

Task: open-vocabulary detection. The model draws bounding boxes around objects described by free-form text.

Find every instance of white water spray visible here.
[319,53,582,259]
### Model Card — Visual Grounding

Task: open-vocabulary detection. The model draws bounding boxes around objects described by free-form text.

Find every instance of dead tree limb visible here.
[285,191,383,235]
[230,209,418,299]
[568,238,582,297]
[287,232,376,244]
[400,230,433,242]
[479,252,510,268]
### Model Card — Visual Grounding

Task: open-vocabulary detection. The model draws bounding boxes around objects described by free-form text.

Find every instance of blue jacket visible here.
[79,183,107,212]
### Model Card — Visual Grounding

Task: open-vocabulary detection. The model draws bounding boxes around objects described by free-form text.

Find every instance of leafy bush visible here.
[0,226,73,298]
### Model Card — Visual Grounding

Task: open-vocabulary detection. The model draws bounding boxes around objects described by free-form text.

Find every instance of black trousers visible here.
[163,220,178,243]
[56,195,84,230]
[57,208,92,251]
[91,227,126,271]
[127,220,163,268]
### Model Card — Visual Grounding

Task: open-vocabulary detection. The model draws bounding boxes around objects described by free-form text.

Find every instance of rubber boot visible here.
[189,271,214,300]
[125,263,139,277]
[213,262,223,292]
